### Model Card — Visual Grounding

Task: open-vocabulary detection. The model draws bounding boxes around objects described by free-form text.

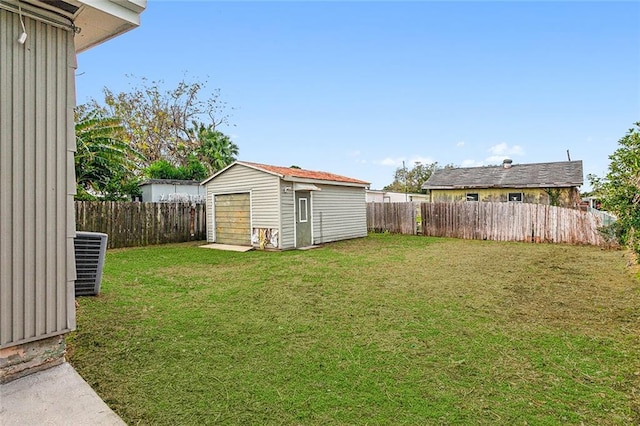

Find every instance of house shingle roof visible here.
[239,161,370,185]
[422,160,584,190]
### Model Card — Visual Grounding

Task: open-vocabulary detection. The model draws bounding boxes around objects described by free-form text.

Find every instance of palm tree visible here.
[75,110,142,200]
[195,123,239,174]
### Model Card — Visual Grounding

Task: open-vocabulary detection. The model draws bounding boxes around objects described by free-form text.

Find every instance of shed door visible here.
[214,193,251,245]
[295,191,312,247]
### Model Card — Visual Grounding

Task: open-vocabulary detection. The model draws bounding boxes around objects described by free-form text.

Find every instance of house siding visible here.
[430,187,578,207]
[280,181,295,249]
[311,185,367,244]
[205,165,281,246]
[0,8,76,348]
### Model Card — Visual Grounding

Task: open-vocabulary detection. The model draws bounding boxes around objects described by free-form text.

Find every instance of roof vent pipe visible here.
[503,158,513,169]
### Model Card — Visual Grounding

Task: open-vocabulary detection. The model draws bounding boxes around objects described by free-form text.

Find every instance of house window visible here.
[508,192,523,202]
[466,193,479,201]
[298,198,308,222]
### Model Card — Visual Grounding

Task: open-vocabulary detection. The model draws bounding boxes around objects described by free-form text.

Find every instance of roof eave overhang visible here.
[73,0,146,52]
[282,176,369,188]
[5,0,146,52]
[424,183,582,190]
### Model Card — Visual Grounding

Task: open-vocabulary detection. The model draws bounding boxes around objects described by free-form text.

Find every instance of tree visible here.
[589,122,640,258]
[194,123,239,174]
[74,110,142,200]
[384,162,440,193]
[145,154,208,181]
[87,76,232,168]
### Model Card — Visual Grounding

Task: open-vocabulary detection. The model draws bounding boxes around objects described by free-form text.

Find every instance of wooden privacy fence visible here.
[367,202,607,246]
[367,202,420,235]
[75,201,206,249]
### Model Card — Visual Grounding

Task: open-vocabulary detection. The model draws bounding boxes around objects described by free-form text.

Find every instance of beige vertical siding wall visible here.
[0,6,76,348]
[205,165,281,244]
[311,185,367,244]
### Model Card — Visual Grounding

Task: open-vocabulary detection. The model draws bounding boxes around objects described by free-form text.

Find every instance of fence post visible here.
[75,201,207,249]
[367,201,606,246]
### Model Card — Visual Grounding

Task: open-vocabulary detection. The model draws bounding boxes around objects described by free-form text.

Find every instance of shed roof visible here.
[202,161,370,187]
[422,160,584,190]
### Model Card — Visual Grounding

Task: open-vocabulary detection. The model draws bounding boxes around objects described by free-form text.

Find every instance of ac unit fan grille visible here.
[74,232,108,296]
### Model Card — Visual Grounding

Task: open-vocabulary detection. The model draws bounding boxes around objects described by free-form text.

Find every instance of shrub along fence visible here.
[367,202,607,246]
[76,201,206,249]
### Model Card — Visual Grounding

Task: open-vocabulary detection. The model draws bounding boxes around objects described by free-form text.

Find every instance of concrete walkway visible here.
[0,362,125,425]
[199,243,254,252]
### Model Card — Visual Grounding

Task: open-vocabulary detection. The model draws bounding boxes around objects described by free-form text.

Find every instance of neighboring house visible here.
[139,179,205,203]
[202,161,370,250]
[580,196,602,211]
[0,0,145,383]
[422,159,584,208]
[366,190,429,203]
[580,196,616,226]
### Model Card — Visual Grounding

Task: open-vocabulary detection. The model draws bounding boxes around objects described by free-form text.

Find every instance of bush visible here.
[146,156,208,181]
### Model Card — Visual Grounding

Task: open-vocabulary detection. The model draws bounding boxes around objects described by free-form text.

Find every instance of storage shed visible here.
[202,161,370,249]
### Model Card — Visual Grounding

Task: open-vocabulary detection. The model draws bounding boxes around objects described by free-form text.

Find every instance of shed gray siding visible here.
[205,165,281,245]
[279,181,295,249]
[311,185,367,244]
[0,8,76,348]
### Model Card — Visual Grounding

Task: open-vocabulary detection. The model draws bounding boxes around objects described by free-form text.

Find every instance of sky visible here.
[75,1,640,191]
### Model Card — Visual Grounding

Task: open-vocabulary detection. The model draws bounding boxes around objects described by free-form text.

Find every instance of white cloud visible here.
[378,157,404,167]
[376,155,435,168]
[348,150,361,158]
[456,141,465,147]
[485,143,524,164]
[488,142,524,157]
[461,159,483,167]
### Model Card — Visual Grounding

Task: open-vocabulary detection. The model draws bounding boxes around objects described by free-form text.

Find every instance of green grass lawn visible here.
[67,234,640,425]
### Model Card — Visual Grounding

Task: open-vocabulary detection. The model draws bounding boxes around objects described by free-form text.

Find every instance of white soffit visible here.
[8,0,145,52]
[74,0,146,52]
[293,183,321,191]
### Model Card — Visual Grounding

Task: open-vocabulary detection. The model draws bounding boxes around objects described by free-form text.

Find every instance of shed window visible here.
[466,193,479,202]
[298,198,308,222]
[508,192,523,202]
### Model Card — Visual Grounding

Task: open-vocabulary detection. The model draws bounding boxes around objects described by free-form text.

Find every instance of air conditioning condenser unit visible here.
[74,231,108,296]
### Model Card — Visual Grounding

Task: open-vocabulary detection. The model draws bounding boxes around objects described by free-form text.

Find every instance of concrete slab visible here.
[0,362,125,426]
[199,243,254,252]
